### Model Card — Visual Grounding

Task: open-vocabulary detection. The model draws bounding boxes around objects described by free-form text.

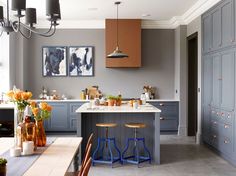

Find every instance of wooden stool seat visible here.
[125,123,146,129]
[96,123,117,128]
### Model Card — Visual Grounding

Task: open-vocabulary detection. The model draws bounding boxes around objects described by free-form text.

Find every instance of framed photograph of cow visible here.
[42,46,67,77]
[68,46,94,77]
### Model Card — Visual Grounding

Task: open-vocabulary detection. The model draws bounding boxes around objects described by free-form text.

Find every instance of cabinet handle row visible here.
[160,117,165,120]
[211,111,231,118]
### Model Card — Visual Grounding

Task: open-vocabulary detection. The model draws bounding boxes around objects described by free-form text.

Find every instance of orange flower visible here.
[46,105,52,111]
[13,91,22,101]
[6,90,14,99]
[40,102,48,111]
[30,101,36,108]
[32,108,39,117]
[26,92,32,99]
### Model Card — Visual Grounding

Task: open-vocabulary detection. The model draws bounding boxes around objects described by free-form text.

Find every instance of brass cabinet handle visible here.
[213,135,217,138]
[224,124,230,129]
[224,140,229,144]
[213,121,217,125]
[159,103,164,106]
[227,113,231,119]
[160,117,165,120]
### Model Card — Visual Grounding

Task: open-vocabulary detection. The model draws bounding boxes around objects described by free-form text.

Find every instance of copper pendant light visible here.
[107,1,128,58]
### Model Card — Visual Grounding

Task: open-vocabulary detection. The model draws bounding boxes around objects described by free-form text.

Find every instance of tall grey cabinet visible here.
[202,0,236,165]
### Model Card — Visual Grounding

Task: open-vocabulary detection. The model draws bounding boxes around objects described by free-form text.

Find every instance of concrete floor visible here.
[89,135,236,176]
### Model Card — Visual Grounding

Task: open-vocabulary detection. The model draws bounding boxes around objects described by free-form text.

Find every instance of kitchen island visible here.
[76,103,161,164]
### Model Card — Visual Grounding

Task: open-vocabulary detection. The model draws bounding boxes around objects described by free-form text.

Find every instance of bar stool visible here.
[92,123,121,167]
[122,123,151,166]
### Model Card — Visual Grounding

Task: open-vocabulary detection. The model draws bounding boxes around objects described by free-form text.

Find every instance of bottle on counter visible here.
[140,93,146,105]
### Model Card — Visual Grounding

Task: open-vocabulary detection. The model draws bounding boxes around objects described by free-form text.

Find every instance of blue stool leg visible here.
[92,137,101,166]
[122,138,131,162]
[107,139,114,168]
[135,138,140,167]
[112,138,121,163]
[142,138,151,164]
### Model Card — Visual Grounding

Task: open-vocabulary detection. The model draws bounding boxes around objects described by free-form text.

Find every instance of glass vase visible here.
[15,108,26,148]
[36,120,46,147]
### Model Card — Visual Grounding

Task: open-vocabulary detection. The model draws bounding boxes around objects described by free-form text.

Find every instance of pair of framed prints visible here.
[42,46,94,77]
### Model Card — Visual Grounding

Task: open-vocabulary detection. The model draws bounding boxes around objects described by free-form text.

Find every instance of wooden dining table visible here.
[0,137,82,176]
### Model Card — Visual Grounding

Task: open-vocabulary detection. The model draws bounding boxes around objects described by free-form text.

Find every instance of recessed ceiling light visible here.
[142,14,151,17]
[88,7,98,11]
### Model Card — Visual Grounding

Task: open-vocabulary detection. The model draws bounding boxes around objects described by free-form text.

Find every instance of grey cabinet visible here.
[43,102,84,132]
[202,1,236,164]
[221,51,235,111]
[202,0,234,54]
[212,7,221,50]
[212,54,221,108]
[202,14,212,53]
[202,56,213,143]
[149,101,179,133]
[221,0,234,48]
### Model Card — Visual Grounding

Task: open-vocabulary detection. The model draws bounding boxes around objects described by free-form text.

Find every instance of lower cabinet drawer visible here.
[219,137,233,156]
[160,118,178,131]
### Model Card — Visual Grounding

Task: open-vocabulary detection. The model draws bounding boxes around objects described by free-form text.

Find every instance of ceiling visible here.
[2,0,197,20]
[0,0,220,28]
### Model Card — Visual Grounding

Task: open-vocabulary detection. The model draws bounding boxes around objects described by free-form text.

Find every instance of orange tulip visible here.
[6,90,14,99]
[32,108,39,117]
[40,102,48,111]
[21,92,29,100]
[14,91,22,101]
[30,101,37,108]
[46,105,52,111]
[26,92,32,99]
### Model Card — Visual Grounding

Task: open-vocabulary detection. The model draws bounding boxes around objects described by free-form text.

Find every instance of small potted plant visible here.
[114,96,122,106]
[0,158,7,176]
[107,95,116,106]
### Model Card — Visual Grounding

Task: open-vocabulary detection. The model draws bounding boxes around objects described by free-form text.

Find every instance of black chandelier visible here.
[0,0,61,38]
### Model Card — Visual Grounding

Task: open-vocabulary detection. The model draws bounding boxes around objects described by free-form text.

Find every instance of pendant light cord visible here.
[116,2,119,48]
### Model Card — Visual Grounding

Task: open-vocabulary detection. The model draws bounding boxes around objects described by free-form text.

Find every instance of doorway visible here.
[187,32,198,136]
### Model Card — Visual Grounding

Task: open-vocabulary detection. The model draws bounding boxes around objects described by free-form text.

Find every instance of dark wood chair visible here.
[80,157,92,176]
[66,133,93,176]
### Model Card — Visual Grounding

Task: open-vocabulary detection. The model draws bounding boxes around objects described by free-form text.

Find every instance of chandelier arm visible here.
[18,27,32,39]
[38,25,56,37]
[19,21,56,36]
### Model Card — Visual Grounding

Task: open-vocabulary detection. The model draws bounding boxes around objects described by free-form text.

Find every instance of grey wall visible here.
[17,29,175,99]
[175,25,187,136]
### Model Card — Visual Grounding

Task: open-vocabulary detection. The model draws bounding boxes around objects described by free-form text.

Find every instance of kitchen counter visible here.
[76,103,161,164]
[33,99,179,102]
[0,103,15,109]
[76,103,161,113]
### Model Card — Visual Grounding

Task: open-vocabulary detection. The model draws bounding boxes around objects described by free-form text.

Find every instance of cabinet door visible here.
[221,51,235,111]
[212,7,222,50]
[47,103,68,131]
[221,0,233,47]
[212,54,221,108]
[69,103,84,131]
[203,56,213,106]
[202,14,212,53]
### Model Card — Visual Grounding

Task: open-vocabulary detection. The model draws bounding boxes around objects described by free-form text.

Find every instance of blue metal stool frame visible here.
[92,126,121,167]
[122,127,151,166]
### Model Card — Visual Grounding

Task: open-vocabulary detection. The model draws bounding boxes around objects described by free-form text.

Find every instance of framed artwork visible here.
[68,46,94,77]
[42,46,67,77]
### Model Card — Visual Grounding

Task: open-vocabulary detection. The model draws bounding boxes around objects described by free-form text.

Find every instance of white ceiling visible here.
[0,0,220,28]
[5,0,197,20]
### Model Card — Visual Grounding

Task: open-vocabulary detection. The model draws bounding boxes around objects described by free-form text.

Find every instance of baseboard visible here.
[178,126,187,136]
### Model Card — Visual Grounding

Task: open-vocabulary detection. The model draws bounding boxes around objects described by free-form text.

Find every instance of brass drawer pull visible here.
[159,103,164,106]
[160,117,165,120]
[213,135,217,138]
[227,114,231,119]
[224,125,230,129]
[224,140,229,144]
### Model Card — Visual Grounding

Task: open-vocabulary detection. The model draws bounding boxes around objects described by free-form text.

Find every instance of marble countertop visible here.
[76,103,161,113]
[33,99,179,102]
[0,103,15,109]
